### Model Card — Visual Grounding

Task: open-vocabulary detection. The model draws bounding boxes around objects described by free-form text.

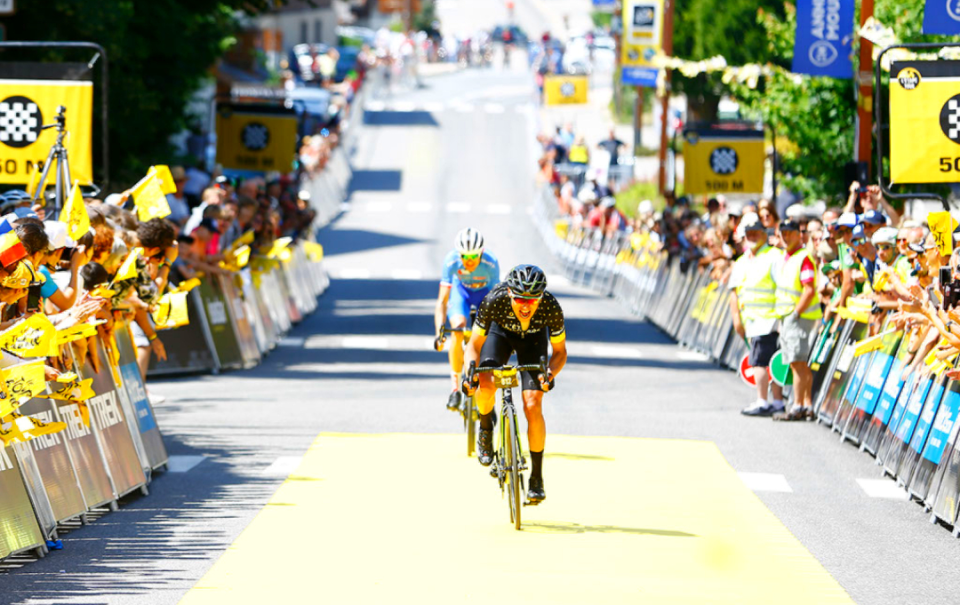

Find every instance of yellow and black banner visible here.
[889,61,960,184]
[544,75,589,105]
[683,127,765,195]
[0,62,93,186]
[216,104,298,172]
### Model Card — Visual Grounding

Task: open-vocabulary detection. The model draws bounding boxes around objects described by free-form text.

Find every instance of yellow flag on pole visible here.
[150,165,177,195]
[111,249,140,284]
[60,183,91,241]
[25,165,40,199]
[130,173,172,222]
[152,291,190,329]
[2,359,48,402]
[927,211,958,256]
[0,313,57,358]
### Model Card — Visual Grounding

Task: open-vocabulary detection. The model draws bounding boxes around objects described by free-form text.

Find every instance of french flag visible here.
[0,220,26,268]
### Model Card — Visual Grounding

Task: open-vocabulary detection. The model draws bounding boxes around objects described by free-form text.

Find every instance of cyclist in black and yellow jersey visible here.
[462,265,567,503]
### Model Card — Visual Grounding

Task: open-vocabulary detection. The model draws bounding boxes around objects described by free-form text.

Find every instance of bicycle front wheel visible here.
[504,412,521,530]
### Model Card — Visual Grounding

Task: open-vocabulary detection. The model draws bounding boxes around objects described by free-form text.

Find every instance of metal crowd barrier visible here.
[532,183,960,536]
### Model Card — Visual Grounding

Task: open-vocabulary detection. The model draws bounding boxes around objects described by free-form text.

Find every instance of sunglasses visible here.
[876,243,894,250]
[851,238,866,246]
[460,253,481,262]
[509,293,542,303]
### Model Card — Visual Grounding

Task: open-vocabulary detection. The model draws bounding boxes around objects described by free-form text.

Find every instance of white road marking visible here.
[446,202,471,213]
[391,269,423,280]
[262,457,304,477]
[676,351,710,362]
[484,103,505,113]
[546,274,570,287]
[407,202,432,213]
[515,105,532,114]
[364,202,393,213]
[306,335,435,351]
[335,268,372,279]
[857,478,910,500]
[285,362,450,377]
[423,102,445,112]
[526,206,534,215]
[365,100,386,112]
[485,204,512,215]
[455,103,475,112]
[339,203,352,212]
[391,101,416,112]
[588,345,644,360]
[341,336,391,350]
[166,455,206,473]
[738,472,793,493]
[277,337,306,347]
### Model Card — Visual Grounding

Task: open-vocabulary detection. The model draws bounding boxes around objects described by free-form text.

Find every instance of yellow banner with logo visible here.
[0,65,93,186]
[683,129,765,195]
[216,105,298,172]
[890,61,960,184]
[621,0,663,87]
[544,75,589,105]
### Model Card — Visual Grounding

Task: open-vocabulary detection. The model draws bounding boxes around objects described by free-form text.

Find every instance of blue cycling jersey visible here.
[440,249,500,292]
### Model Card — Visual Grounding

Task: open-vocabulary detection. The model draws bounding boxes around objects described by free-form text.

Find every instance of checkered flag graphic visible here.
[710,148,738,175]
[0,97,41,148]
[242,123,269,151]
[947,99,960,141]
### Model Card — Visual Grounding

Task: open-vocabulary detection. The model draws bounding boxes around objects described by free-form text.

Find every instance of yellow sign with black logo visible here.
[620,0,663,87]
[544,75,588,105]
[890,61,960,184]
[216,105,298,172]
[0,67,93,186]
[683,129,765,195]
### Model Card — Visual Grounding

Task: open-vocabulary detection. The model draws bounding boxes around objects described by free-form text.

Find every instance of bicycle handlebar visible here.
[466,356,549,384]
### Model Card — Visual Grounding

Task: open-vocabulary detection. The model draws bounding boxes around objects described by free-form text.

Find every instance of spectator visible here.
[597,129,625,166]
[165,166,191,227]
[568,135,589,166]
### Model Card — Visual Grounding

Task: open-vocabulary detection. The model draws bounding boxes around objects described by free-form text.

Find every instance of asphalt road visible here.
[3,2,960,604]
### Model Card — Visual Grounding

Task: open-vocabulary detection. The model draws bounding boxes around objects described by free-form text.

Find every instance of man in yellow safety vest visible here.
[773,219,821,421]
[728,212,785,416]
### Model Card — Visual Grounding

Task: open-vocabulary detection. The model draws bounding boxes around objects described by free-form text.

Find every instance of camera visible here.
[26,283,42,312]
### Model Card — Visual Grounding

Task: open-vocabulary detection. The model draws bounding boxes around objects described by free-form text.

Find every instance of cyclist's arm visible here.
[549,336,567,378]
[435,284,451,334]
[464,328,486,369]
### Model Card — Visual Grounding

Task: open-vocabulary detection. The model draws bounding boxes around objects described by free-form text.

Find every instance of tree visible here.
[4,0,277,187]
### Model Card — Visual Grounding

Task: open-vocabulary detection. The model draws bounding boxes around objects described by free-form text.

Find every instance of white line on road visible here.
[484,103,505,113]
[857,478,910,500]
[365,101,386,112]
[339,203,352,212]
[486,204,512,214]
[341,336,391,350]
[588,345,644,360]
[391,269,423,280]
[166,455,206,473]
[455,103,475,112]
[515,105,532,114]
[446,202,471,213]
[335,268,372,279]
[423,102,445,113]
[738,472,793,493]
[676,351,710,362]
[277,337,306,347]
[407,202,432,213]
[364,202,393,213]
[262,457,303,477]
[391,101,416,112]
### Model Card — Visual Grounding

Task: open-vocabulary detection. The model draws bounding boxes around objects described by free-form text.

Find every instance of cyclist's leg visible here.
[517,331,550,486]
[447,286,471,387]
[476,324,513,418]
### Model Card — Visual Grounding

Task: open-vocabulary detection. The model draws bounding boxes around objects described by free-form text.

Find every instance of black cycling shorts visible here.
[479,322,548,392]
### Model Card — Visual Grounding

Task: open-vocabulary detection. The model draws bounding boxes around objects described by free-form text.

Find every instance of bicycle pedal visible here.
[523,499,541,507]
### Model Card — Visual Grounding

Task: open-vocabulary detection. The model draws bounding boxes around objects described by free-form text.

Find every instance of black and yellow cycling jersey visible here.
[473,283,566,344]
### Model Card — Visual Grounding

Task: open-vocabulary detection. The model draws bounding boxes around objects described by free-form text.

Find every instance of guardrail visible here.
[533,185,960,536]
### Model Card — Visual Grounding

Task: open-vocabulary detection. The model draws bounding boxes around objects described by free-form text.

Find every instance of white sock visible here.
[755,398,767,408]
[772,399,785,409]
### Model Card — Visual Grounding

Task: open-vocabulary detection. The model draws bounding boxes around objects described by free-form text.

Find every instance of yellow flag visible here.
[2,359,47,402]
[0,313,57,358]
[170,277,201,294]
[150,165,177,195]
[927,211,958,256]
[130,173,172,222]
[60,183,91,241]
[56,321,101,345]
[233,230,255,249]
[303,241,324,262]
[112,249,140,284]
[152,291,190,329]
[89,286,117,299]
[264,237,293,261]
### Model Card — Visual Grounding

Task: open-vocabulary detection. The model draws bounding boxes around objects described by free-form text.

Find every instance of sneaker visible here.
[477,428,494,466]
[773,406,811,422]
[741,402,775,417]
[527,476,546,503]
[446,390,461,412]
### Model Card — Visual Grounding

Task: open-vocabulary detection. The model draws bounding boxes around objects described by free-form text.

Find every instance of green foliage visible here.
[413,1,438,33]
[4,0,276,186]
[591,10,613,29]
[615,180,683,217]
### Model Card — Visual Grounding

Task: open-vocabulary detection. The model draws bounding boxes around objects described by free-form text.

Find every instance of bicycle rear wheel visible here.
[504,412,521,530]
[465,395,476,456]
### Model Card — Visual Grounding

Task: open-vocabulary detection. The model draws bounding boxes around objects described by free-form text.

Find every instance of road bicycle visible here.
[467,356,548,530]
[436,310,478,456]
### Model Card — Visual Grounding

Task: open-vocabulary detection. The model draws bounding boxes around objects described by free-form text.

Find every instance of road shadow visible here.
[348,169,402,193]
[317,229,426,257]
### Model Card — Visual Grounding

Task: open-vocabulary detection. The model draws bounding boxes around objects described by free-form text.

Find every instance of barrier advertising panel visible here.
[0,443,45,559]
[115,323,168,471]
[149,289,219,376]
[198,276,244,370]
[914,380,960,501]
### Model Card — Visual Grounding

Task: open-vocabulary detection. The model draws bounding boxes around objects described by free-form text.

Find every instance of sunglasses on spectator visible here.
[460,253,481,262]
[851,238,866,246]
[876,243,894,250]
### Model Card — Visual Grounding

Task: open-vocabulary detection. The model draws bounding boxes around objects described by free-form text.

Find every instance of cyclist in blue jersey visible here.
[434,228,500,411]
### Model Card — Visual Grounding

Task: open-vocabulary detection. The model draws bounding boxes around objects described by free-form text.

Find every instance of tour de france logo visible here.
[0,96,42,148]
[241,122,269,151]
[939,93,960,144]
[897,67,921,90]
[560,82,576,98]
[709,147,738,175]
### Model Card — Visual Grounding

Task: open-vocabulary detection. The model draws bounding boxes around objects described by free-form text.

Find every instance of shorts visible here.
[479,323,548,392]
[448,285,488,323]
[779,315,818,365]
[131,320,150,348]
[748,332,779,368]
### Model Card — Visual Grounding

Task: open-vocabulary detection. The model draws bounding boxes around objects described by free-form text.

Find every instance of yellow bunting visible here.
[2,359,47,402]
[111,249,140,284]
[60,183,91,241]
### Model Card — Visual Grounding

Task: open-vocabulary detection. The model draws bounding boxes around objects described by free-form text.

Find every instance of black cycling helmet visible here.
[505,264,547,297]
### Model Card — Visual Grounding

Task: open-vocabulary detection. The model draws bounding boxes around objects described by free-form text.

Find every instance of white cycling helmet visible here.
[455,227,484,255]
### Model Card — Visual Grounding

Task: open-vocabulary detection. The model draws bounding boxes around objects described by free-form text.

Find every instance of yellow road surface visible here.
[180,434,853,604]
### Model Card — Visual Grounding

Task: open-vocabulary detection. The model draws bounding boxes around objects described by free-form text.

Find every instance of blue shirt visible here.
[38,266,59,300]
[441,250,500,292]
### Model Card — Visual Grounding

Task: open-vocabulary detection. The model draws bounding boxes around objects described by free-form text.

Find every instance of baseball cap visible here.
[871,226,898,246]
[851,224,866,241]
[779,219,801,232]
[43,221,76,250]
[836,212,859,229]
[861,210,886,225]
[740,212,765,233]
[821,260,840,275]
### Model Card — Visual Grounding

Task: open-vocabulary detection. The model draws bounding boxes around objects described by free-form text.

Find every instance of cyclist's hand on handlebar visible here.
[538,372,555,393]
[434,335,445,352]
[461,373,479,396]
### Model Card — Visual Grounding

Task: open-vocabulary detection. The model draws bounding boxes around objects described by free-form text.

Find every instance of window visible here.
[300,21,308,44]
[314,19,323,43]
